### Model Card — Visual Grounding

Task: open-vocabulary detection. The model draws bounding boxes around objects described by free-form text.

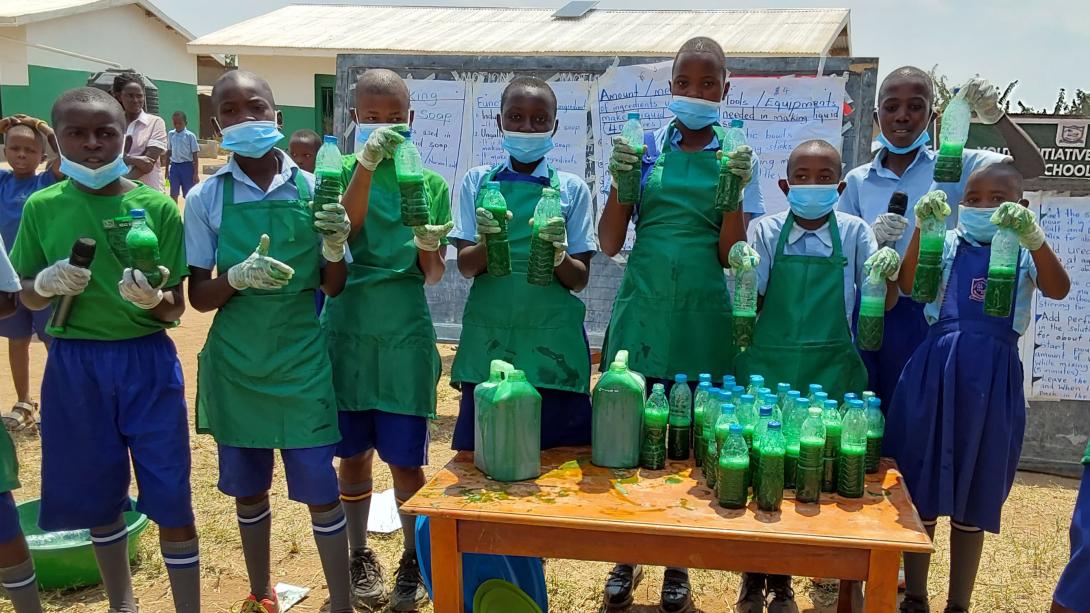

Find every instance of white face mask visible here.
[59,153,130,189]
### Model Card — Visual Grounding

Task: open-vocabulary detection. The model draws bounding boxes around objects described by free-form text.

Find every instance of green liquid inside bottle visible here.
[704,438,718,489]
[984,267,1016,317]
[479,183,511,277]
[913,225,946,302]
[796,438,825,503]
[591,353,645,469]
[837,447,867,498]
[866,434,883,474]
[667,425,691,461]
[526,188,563,287]
[640,385,669,470]
[481,370,542,482]
[822,426,841,493]
[857,291,886,352]
[784,445,799,489]
[125,210,161,287]
[313,170,343,235]
[717,456,749,509]
[394,135,429,227]
[757,453,785,512]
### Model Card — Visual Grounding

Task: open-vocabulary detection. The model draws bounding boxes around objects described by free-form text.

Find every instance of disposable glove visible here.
[355,125,405,171]
[961,77,1005,125]
[608,136,642,184]
[227,234,295,291]
[865,247,902,281]
[33,259,91,298]
[118,266,169,309]
[872,213,909,245]
[728,241,760,271]
[717,145,754,187]
[914,190,952,225]
[992,201,1046,250]
[413,221,455,252]
[314,200,350,262]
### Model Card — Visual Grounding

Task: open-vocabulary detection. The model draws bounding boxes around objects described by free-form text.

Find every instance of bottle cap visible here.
[722,375,736,386]
[768,421,781,430]
[794,398,810,408]
[777,382,791,392]
[759,405,772,417]
[740,393,755,403]
[507,369,527,381]
[787,390,801,400]
[867,396,882,410]
[730,119,744,128]
[627,112,640,120]
[824,400,839,410]
[130,208,146,219]
[729,423,743,434]
[699,373,712,383]
[675,373,688,383]
[849,399,864,409]
[652,383,666,393]
[809,383,823,394]
[809,406,823,417]
[759,387,771,396]
[814,392,828,403]
[485,181,501,190]
[844,392,858,402]
[323,135,337,144]
[698,381,711,390]
[750,375,764,384]
[732,385,744,396]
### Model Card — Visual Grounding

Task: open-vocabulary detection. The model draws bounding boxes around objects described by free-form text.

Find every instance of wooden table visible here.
[402,448,933,612]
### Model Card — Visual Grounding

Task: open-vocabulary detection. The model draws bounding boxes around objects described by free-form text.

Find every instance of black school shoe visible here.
[765,575,799,613]
[899,595,930,613]
[660,568,693,613]
[389,552,428,612]
[349,547,387,611]
[604,564,644,608]
[736,572,766,613]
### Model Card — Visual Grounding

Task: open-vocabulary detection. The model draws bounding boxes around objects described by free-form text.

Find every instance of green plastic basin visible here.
[17,498,149,589]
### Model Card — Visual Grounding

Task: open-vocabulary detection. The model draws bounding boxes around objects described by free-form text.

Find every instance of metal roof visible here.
[0,0,195,40]
[188,5,851,58]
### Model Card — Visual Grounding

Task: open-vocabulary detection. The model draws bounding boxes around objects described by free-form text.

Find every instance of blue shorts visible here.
[39,332,193,530]
[452,384,591,451]
[0,492,20,543]
[168,161,197,198]
[217,444,339,505]
[0,299,51,341]
[1055,465,1090,612]
[335,410,428,467]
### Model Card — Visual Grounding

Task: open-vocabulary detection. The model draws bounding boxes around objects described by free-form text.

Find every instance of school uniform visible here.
[185,149,340,504]
[9,180,191,531]
[736,210,875,402]
[167,127,200,198]
[449,158,597,451]
[0,242,24,542]
[0,169,56,341]
[321,154,451,467]
[884,228,1037,532]
[1054,440,1090,613]
[838,146,1008,405]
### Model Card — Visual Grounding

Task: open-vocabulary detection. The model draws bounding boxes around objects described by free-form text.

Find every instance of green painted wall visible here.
[278,104,316,148]
[154,78,199,135]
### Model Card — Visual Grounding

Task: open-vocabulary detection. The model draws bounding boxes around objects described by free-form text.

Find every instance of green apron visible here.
[196,172,339,449]
[0,430,20,493]
[601,123,735,380]
[735,213,868,402]
[321,160,441,418]
[450,164,590,394]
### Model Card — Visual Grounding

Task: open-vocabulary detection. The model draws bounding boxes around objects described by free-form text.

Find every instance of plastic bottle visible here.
[591,350,646,468]
[746,375,765,397]
[985,225,1020,317]
[750,405,774,493]
[733,265,758,348]
[313,135,344,234]
[934,92,971,183]
[722,375,736,390]
[807,384,824,404]
[757,421,786,512]
[125,209,162,287]
[913,216,946,303]
[783,398,810,489]
[782,390,801,425]
[763,392,781,422]
[481,370,542,482]
[667,375,692,460]
[479,182,511,277]
[776,383,792,409]
[640,384,670,469]
[693,381,712,464]
[526,187,563,286]
[858,266,887,351]
[616,113,646,204]
[839,392,859,417]
[707,403,737,489]
[865,396,885,474]
[716,119,747,212]
[718,423,750,509]
[822,399,843,493]
[394,130,429,227]
[474,359,514,474]
[838,399,868,498]
[796,407,827,503]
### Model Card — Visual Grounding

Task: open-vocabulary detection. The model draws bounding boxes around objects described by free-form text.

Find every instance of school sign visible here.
[967,115,1090,180]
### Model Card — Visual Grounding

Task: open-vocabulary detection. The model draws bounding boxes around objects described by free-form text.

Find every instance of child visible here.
[185,70,352,613]
[449,77,596,450]
[288,129,321,174]
[598,36,753,612]
[838,67,1045,407]
[10,87,199,612]
[0,115,62,431]
[1053,438,1090,613]
[322,69,452,612]
[735,140,899,613]
[887,164,1070,613]
[112,72,167,192]
[166,111,201,202]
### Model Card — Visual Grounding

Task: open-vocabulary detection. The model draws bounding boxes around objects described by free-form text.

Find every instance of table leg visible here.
[863,550,900,613]
[836,580,861,613]
[430,517,464,613]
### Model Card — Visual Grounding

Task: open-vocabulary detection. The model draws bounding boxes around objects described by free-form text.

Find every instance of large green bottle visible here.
[715,120,747,212]
[858,266,887,351]
[838,399,868,498]
[693,381,712,464]
[479,181,511,277]
[640,384,669,469]
[474,359,514,475]
[796,407,826,504]
[750,405,773,493]
[865,396,885,474]
[717,423,750,509]
[985,225,1020,317]
[822,399,843,492]
[125,209,162,287]
[667,374,692,460]
[313,136,344,234]
[394,130,429,227]
[591,350,646,469]
[480,369,542,482]
[757,421,786,512]
[782,397,810,490]
[526,187,563,286]
[913,216,946,302]
[616,113,646,204]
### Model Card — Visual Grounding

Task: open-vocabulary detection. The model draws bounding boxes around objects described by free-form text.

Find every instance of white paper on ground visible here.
[366,488,402,533]
[274,583,310,610]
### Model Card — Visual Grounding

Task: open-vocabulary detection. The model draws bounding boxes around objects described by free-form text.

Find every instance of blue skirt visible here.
[884,320,1026,533]
[1055,466,1090,613]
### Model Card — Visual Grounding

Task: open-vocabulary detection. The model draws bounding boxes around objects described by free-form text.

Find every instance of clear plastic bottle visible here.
[707,403,737,489]
[640,384,670,470]
[796,407,826,503]
[838,399,868,498]
[591,350,646,469]
[865,396,885,474]
[616,113,646,204]
[716,119,747,212]
[839,392,859,417]
[125,209,162,287]
[757,421,786,512]
[479,182,511,277]
[858,267,887,351]
[717,423,750,509]
[722,375,736,390]
[733,265,758,348]
[822,399,843,492]
[693,381,712,464]
[526,187,564,286]
[913,217,946,302]
[313,135,344,234]
[394,130,429,227]
[750,405,774,493]
[667,374,692,460]
[783,397,810,490]
[985,225,1020,317]
[776,383,792,409]
[746,375,765,397]
[807,384,824,404]
[934,92,971,183]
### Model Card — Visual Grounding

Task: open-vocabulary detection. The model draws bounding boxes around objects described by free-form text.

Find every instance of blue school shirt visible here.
[451,158,598,255]
[750,210,878,323]
[924,229,1038,335]
[168,128,200,164]
[0,169,58,253]
[0,237,18,292]
[838,147,1009,256]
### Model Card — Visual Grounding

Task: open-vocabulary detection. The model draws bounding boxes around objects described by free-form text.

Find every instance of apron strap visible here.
[223,174,235,207]
[776,212,848,267]
[293,169,311,201]
[492,163,559,189]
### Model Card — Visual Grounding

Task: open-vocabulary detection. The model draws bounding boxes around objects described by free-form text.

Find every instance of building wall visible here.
[238,55,336,145]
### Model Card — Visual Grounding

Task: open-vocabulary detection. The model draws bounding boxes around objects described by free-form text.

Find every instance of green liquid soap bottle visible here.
[125,209,162,287]
[718,423,750,509]
[394,130,429,227]
[838,399,868,498]
[733,265,758,348]
[750,405,773,493]
[822,399,843,493]
[858,266,887,351]
[783,398,810,490]
[640,384,669,470]
[313,135,343,234]
[474,359,514,475]
[481,369,542,482]
[715,119,747,212]
[479,181,511,277]
[746,375,765,397]
[526,187,563,286]
[757,421,786,512]
[693,380,712,464]
[591,350,646,469]
[616,113,646,204]
[913,216,946,302]
[934,92,970,183]
[708,403,737,489]
[796,406,827,504]
[985,225,1020,317]
[667,374,692,460]
[865,396,885,474]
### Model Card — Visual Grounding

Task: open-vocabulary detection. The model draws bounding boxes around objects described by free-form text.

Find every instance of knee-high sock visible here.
[948,522,985,611]
[161,537,201,612]
[339,479,373,555]
[236,499,273,600]
[395,488,419,555]
[91,517,136,612]
[312,505,352,612]
[0,557,42,613]
[904,518,937,601]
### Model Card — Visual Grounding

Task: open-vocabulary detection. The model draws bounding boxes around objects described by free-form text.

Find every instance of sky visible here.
[154,0,1089,110]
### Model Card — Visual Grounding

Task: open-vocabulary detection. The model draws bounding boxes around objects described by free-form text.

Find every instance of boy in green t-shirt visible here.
[324,68,452,612]
[9,87,199,612]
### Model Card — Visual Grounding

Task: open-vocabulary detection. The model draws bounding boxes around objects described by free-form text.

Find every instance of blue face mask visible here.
[958,205,999,243]
[502,130,554,164]
[786,184,840,220]
[220,120,283,158]
[353,122,400,154]
[668,95,722,130]
[59,153,130,190]
[875,118,931,155]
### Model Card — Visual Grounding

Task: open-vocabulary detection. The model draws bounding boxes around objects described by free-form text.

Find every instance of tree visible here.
[1017,88,1090,115]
